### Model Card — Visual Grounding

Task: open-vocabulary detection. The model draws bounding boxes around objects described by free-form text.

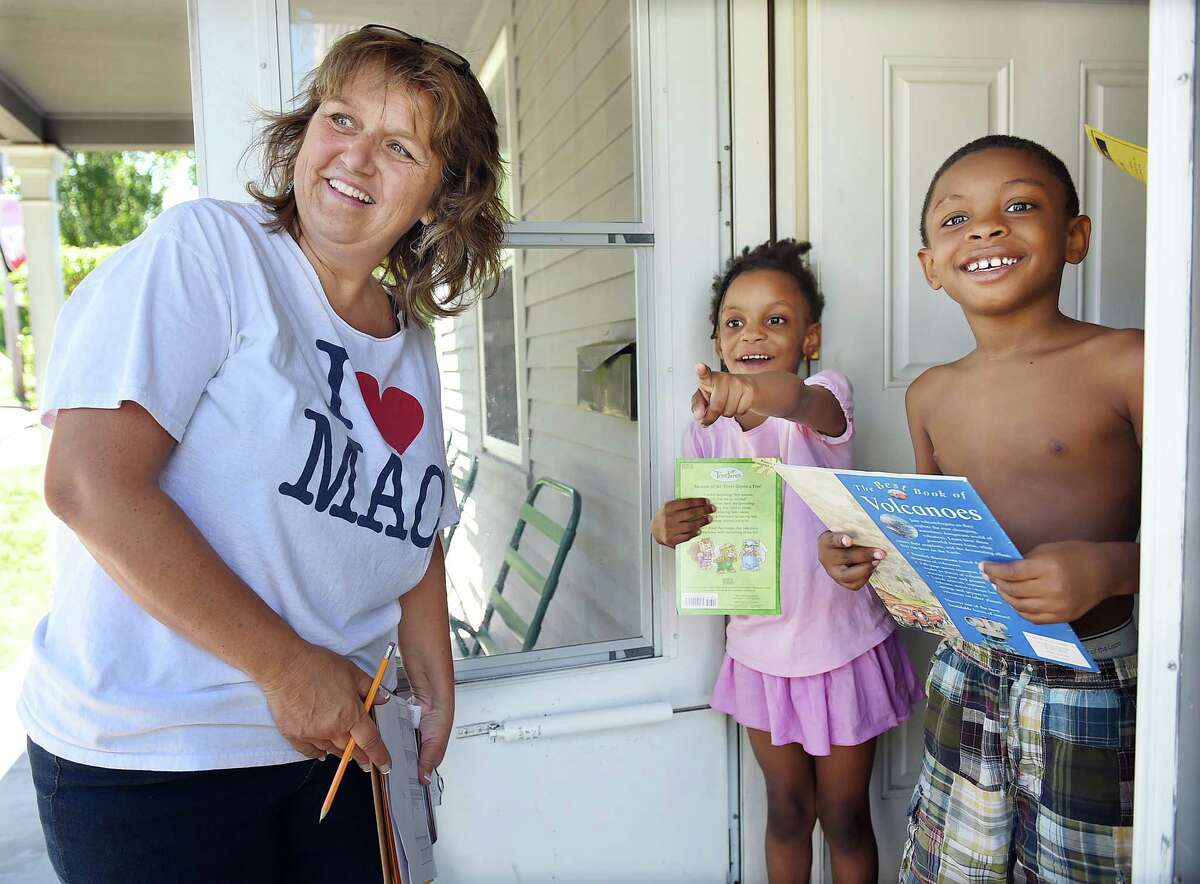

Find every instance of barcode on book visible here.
[682,593,719,609]
[1023,632,1091,669]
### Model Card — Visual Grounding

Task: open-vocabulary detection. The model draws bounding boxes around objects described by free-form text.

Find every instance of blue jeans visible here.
[27,738,384,883]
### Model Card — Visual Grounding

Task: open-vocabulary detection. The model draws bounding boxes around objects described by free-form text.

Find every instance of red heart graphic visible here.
[355,372,425,455]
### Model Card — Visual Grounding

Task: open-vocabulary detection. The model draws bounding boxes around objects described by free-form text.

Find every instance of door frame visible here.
[784,0,1196,877]
[763,0,1195,878]
[1133,0,1196,875]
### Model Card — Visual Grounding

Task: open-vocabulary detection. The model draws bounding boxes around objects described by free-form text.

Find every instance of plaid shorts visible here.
[899,640,1136,883]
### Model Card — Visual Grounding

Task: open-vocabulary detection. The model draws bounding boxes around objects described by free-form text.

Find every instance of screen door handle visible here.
[456,702,709,743]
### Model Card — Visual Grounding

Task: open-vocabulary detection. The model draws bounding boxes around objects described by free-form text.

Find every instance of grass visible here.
[0,464,51,670]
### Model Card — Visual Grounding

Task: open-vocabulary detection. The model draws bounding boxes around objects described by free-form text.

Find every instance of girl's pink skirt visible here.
[710,631,925,755]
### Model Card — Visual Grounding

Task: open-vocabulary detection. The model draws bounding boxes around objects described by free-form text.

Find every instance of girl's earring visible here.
[804,348,819,377]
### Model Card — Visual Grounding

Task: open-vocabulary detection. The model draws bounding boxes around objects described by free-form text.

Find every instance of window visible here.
[288,0,655,680]
[476,31,525,465]
[478,262,523,461]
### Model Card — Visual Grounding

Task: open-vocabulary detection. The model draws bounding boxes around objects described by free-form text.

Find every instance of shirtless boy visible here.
[818,135,1142,882]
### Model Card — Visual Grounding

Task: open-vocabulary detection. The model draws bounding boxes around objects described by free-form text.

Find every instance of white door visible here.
[188,0,737,880]
[806,0,1148,875]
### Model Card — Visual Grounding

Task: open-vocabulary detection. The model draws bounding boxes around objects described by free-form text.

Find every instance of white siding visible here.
[438,0,640,657]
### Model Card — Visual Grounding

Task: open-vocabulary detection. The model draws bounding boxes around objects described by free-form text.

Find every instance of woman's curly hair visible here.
[246,28,509,325]
[709,239,824,340]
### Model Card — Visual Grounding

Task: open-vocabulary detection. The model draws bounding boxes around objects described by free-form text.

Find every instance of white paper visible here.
[377,699,438,884]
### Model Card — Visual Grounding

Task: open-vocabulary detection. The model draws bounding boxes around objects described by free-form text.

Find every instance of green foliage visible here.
[0,464,53,669]
[6,244,115,303]
[57,151,192,247]
[2,246,117,404]
[2,149,192,406]
[61,245,118,296]
[2,265,34,400]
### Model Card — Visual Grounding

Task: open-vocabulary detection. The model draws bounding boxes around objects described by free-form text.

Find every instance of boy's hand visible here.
[693,364,757,426]
[981,541,1133,624]
[817,531,886,591]
[651,498,715,548]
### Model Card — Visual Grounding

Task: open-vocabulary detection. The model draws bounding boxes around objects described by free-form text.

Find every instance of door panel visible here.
[442,702,729,882]
[808,1,1148,877]
[1077,63,1148,329]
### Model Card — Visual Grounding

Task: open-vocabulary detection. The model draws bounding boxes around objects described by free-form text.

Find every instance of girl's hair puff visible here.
[709,239,824,340]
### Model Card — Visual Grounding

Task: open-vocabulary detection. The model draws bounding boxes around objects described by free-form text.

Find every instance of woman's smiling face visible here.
[292,65,444,263]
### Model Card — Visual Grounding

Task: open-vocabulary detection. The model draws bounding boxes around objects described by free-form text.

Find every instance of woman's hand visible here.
[410,682,453,786]
[259,642,393,772]
[817,530,886,590]
[651,498,715,548]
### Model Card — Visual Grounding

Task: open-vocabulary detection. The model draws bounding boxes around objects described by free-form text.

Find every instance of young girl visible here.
[651,240,923,883]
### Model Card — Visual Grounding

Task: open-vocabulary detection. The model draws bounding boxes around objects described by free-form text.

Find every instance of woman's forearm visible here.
[396,541,455,706]
[61,481,307,688]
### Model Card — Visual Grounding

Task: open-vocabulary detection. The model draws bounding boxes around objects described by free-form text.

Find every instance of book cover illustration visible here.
[775,465,1098,671]
[675,458,782,616]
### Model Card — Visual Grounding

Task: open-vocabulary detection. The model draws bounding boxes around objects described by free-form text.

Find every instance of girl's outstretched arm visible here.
[693,364,846,435]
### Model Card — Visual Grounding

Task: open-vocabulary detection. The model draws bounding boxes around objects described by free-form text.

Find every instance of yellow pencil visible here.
[319,640,396,822]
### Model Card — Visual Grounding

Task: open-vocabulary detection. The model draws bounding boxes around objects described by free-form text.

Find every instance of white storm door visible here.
[187,0,736,880]
[807,0,1148,876]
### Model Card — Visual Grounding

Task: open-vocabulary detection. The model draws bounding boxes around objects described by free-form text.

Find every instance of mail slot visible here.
[577,340,636,420]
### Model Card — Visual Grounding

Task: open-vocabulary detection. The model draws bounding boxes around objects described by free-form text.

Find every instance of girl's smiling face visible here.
[293,65,444,265]
[714,269,821,375]
[918,148,1091,316]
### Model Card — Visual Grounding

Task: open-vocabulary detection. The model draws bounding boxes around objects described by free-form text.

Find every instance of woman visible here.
[20,26,505,883]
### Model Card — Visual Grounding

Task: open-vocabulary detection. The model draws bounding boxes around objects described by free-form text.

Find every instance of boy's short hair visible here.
[919,135,1080,247]
[709,239,824,339]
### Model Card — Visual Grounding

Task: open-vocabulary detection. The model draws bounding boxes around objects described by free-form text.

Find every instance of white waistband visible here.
[1081,618,1138,660]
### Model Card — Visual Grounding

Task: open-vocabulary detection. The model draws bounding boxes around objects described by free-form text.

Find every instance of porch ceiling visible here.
[291,1,492,68]
[0,0,192,150]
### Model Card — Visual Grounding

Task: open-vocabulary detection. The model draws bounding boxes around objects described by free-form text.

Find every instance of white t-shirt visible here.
[19,199,458,771]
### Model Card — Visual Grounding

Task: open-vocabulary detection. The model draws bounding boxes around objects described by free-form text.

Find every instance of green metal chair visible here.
[443,446,479,550]
[450,478,582,657]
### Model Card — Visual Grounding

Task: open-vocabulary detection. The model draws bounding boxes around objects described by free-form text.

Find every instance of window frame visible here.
[475,27,528,468]
[280,0,661,683]
[476,254,527,466]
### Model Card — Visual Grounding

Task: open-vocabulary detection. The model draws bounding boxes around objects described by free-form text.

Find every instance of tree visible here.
[57,152,184,247]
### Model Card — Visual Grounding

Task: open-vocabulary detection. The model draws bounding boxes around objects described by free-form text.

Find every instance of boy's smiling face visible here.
[918,148,1091,316]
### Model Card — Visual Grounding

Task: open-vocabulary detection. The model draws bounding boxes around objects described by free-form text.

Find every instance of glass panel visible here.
[436,248,644,660]
[480,267,518,446]
[288,1,640,223]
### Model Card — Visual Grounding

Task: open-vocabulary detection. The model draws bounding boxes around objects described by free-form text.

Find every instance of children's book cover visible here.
[675,458,782,615]
[775,464,1098,671]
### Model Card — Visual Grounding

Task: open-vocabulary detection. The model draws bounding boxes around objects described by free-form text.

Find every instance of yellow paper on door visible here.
[1084,124,1147,184]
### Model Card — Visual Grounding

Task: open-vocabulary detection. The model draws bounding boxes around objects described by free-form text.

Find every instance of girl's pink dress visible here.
[686,371,924,753]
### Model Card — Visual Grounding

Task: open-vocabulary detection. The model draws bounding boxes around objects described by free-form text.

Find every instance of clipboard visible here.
[370,701,439,884]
